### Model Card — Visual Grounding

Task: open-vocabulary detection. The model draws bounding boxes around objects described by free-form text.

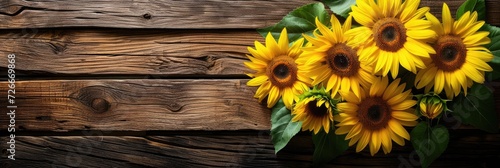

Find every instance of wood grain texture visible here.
[0,0,316,29]
[0,0,498,29]
[0,79,270,132]
[0,29,259,76]
[1,133,499,167]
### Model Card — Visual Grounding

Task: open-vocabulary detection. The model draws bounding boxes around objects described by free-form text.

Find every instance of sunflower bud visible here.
[417,93,448,119]
[291,87,339,134]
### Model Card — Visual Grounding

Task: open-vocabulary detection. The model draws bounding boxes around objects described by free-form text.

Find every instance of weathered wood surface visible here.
[0,79,270,132]
[0,0,498,29]
[0,29,258,76]
[1,0,500,167]
[1,133,499,168]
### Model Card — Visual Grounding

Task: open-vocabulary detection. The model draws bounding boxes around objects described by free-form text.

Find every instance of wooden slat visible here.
[0,79,270,132]
[0,0,499,29]
[0,29,258,76]
[1,133,499,167]
[0,80,499,132]
[0,0,315,29]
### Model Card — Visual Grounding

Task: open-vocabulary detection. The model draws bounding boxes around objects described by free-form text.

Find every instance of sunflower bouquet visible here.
[244,0,499,167]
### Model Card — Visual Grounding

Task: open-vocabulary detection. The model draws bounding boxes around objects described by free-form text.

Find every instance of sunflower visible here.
[414,3,493,99]
[346,0,436,78]
[335,77,419,156]
[245,28,312,109]
[299,15,374,99]
[292,87,337,134]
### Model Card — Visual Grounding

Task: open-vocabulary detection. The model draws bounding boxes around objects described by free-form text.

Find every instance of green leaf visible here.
[322,0,356,18]
[312,126,349,167]
[270,99,302,153]
[483,24,500,81]
[456,0,486,20]
[452,84,498,133]
[411,122,449,168]
[257,3,330,43]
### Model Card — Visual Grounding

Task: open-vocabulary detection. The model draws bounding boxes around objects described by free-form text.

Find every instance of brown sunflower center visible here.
[326,44,360,77]
[357,97,391,131]
[266,55,298,89]
[431,35,467,72]
[307,100,328,117]
[373,18,407,52]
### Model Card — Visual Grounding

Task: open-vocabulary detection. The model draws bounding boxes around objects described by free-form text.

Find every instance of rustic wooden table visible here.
[1,0,499,167]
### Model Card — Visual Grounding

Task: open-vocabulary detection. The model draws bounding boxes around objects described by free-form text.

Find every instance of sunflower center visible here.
[326,44,360,77]
[357,97,391,131]
[431,35,467,72]
[367,105,382,121]
[373,18,407,52]
[307,100,328,117]
[266,55,298,89]
[273,64,289,79]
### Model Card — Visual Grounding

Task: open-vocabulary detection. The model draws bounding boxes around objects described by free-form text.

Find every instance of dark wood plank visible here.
[0,79,270,132]
[1,133,499,167]
[0,0,498,29]
[0,0,315,29]
[0,29,258,76]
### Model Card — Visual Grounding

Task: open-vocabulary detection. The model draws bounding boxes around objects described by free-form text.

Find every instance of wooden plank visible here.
[0,0,316,29]
[0,0,499,29]
[0,79,270,132]
[0,79,499,132]
[0,29,259,76]
[1,133,499,167]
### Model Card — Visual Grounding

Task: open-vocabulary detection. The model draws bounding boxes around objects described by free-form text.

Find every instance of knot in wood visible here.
[143,13,152,19]
[91,98,109,113]
[168,102,182,112]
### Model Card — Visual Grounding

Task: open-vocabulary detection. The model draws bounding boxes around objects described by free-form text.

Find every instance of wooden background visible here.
[0,0,499,167]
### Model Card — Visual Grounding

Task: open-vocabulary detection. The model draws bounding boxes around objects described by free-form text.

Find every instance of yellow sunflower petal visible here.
[407,29,436,40]
[282,88,294,109]
[247,75,269,86]
[389,128,405,146]
[267,86,281,108]
[399,0,418,22]
[265,32,281,56]
[467,56,493,72]
[392,111,419,121]
[442,3,454,35]
[392,100,417,111]
[255,81,271,99]
[389,120,410,140]
[425,12,444,36]
[463,32,490,46]
[434,70,445,93]
[278,29,289,53]
[335,125,353,135]
[461,63,485,83]
[345,123,363,140]
[370,130,381,156]
[380,128,392,154]
[356,130,371,152]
